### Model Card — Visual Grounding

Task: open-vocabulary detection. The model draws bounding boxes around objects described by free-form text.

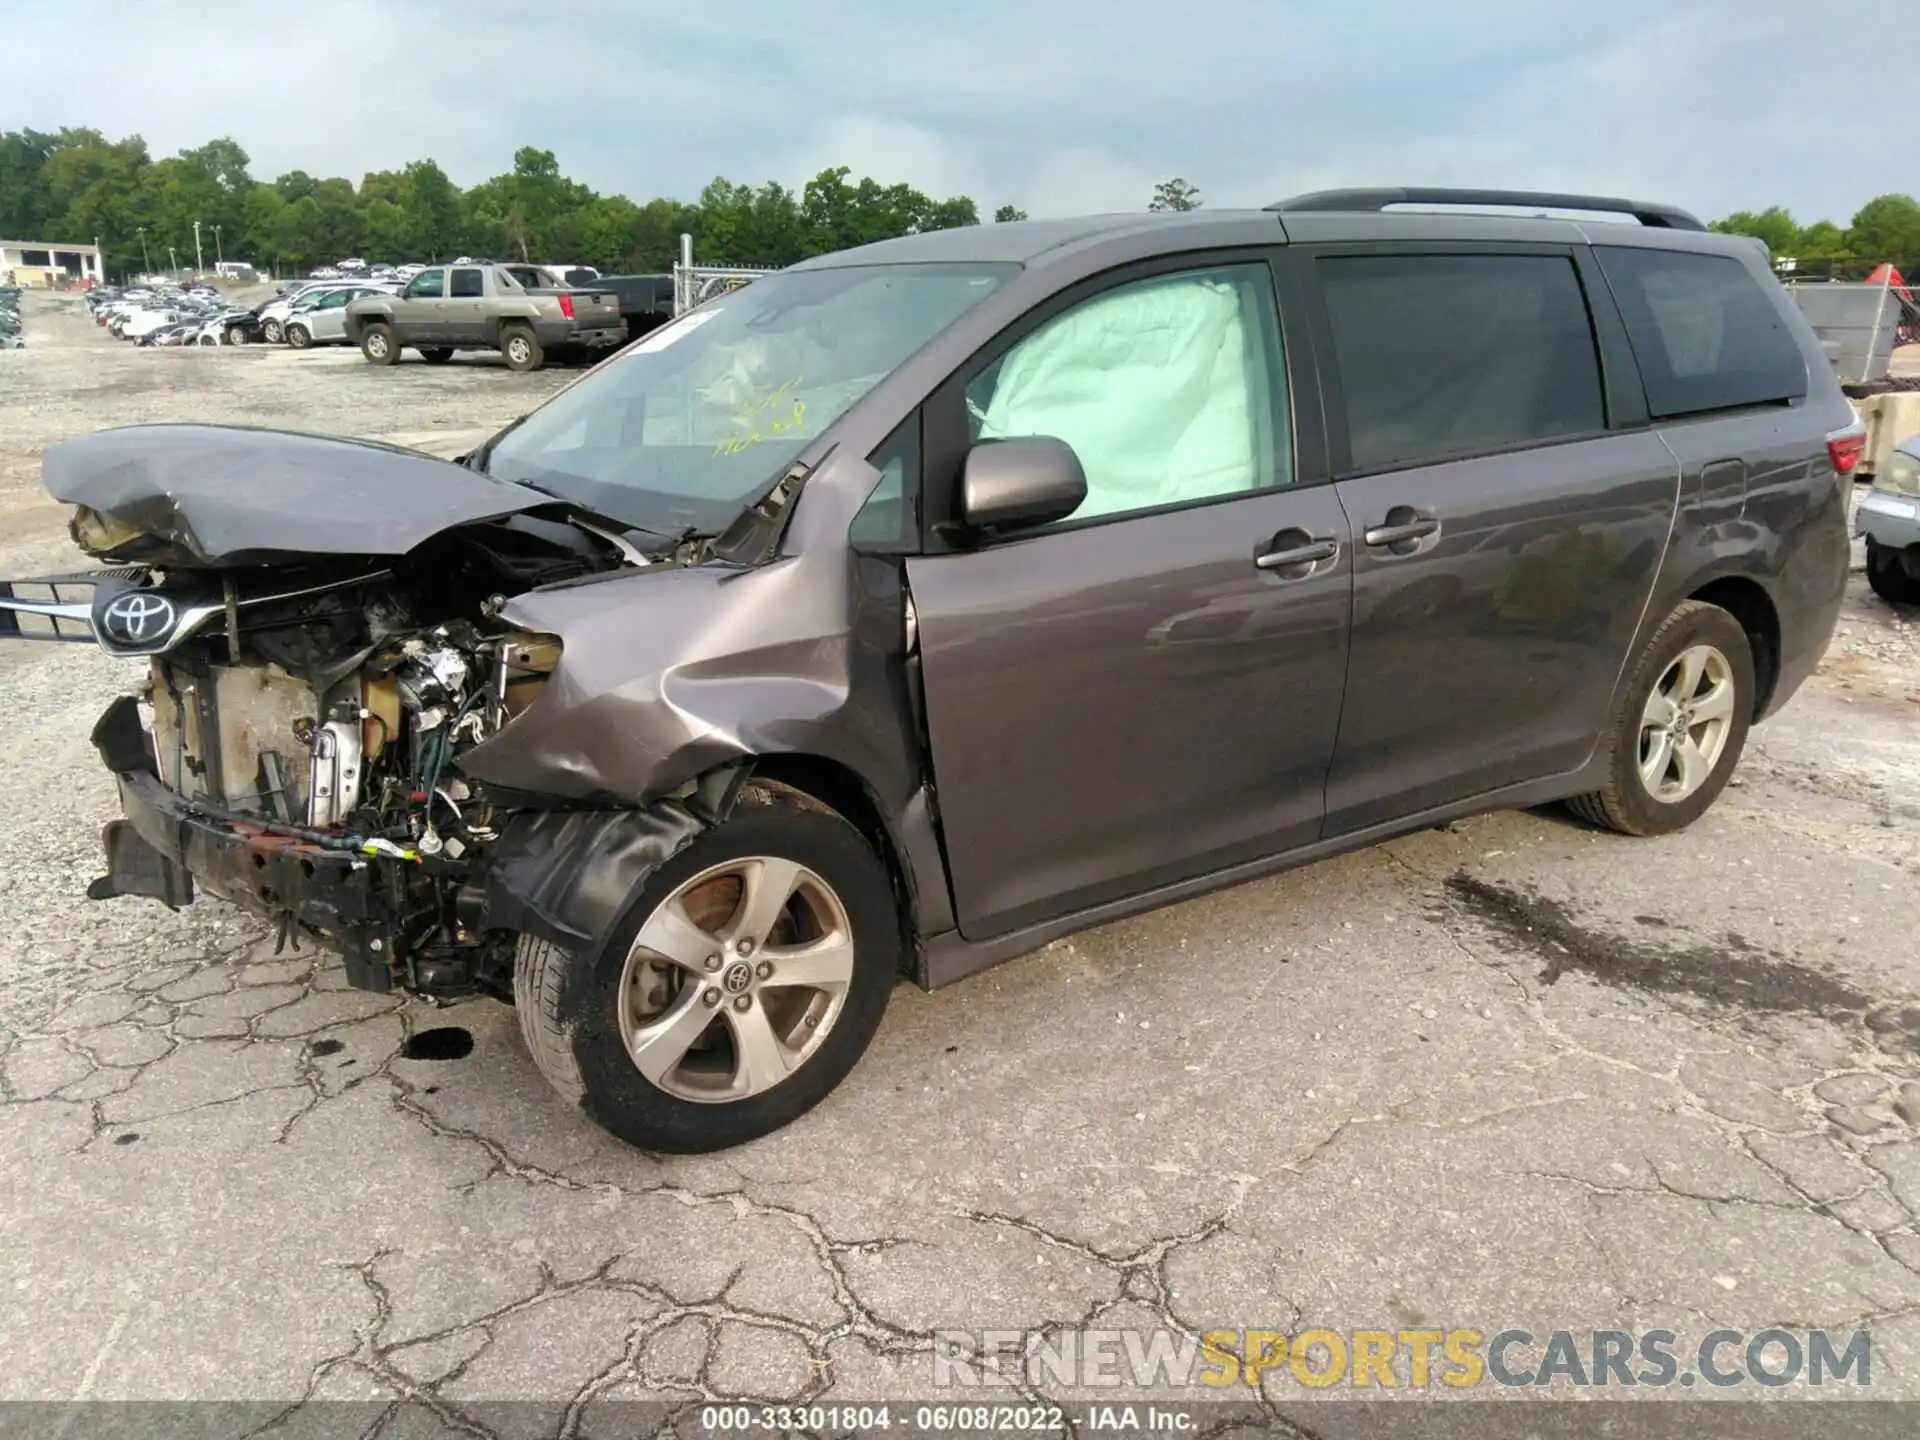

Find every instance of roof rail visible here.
[1266,187,1706,232]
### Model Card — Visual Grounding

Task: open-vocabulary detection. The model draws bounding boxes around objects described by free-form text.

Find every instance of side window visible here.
[1594,247,1808,419]
[852,415,920,550]
[407,271,445,299]
[1319,254,1607,475]
[962,264,1289,523]
[450,267,484,298]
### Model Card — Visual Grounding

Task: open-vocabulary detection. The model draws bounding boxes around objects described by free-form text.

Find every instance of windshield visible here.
[480,261,1016,536]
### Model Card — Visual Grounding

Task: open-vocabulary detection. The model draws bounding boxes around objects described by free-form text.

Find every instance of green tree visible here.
[1148,177,1201,212]
[0,129,60,238]
[1710,205,1799,258]
[1847,193,1920,270]
[993,204,1029,223]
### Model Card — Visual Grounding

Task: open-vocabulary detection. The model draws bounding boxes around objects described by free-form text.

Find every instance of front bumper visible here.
[89,696,422,991]
[1856,489,1920,549]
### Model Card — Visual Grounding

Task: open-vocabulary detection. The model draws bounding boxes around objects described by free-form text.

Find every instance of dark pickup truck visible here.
[581,273,676,343]
[345,263,624,371]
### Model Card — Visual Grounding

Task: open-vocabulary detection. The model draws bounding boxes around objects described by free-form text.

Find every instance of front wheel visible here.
[514,799,899,1152]
[499,324,543,372]
[226,325,249,347]
[359,322,397,366]
[1565,600,1754,836]
[284,323,311,350]
[1866,539,1920,606]
[261,318,282,344]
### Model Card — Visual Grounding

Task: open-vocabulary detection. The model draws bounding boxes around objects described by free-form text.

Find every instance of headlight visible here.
[1875,450,1920,497]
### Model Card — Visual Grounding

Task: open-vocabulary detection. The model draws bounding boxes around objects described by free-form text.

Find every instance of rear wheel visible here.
[1866,539,1920,605]
[514,800,898,1152]
[1565,600,1754,837]
[500,324,543,372]
[419,347,454,364]
[261,318,283,344]
[284,323,312,350]
[359,323,397,366]
[225,324,249,346]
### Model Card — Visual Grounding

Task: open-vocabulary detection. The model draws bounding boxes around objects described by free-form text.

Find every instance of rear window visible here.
[450,267,484,298]
[1319,254,1607,474]
[1594,247,1808,419]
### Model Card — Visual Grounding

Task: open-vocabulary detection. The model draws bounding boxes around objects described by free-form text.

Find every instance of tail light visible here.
[556,294,575,319]
[1828,422,1867,477]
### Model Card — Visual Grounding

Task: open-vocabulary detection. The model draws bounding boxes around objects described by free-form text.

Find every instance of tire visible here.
[226,325,249,347]
[499,324,543,372]
[285,323,311,350]
[419,347,454,364]
[514,799,899,1152]
[1866,539,1920,606]
[1565,600,1755,837]
[359,322,397,366]
[261,318,282,344]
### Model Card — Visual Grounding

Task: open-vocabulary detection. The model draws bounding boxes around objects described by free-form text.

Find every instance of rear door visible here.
[446,266,489,344]
[905,254,1354,939]
[1304,245,1681,834]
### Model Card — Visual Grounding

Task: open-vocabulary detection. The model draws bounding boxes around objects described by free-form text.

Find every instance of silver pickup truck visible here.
[344,263,624,371]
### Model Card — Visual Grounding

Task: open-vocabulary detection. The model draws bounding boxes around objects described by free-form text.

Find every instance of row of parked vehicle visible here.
[0,283,22,349]
[87,283,260,347]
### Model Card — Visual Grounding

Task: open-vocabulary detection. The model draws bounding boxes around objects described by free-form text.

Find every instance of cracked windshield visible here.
[482,263,1012,535]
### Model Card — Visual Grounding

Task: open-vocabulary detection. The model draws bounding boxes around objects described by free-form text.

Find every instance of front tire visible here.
[499,324,543,372]
[261,318,282,344]
[1565,600,1754,836]
[514,799,899,1152]
[1866,539,1920,605]
[359,322,397,366]
[285,322,312,350]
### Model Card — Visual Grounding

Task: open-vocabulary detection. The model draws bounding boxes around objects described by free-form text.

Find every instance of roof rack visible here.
[1266,187,1706,232]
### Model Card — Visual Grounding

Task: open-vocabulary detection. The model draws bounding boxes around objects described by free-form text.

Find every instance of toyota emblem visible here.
[98,591,178,649]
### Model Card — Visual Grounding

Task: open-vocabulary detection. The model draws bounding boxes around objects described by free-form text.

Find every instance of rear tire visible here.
[359,322,397,366]
[226,324,249,346]
[514,799,898,1153]
[284,323,311,350]
[500,324,543,372]
[261,318,283,344]
[1866,539,1920,605]
[1565,600,1754,837]
[419,347,454,364]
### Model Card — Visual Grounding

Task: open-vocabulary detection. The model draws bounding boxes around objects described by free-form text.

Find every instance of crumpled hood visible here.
[45,423,548,567]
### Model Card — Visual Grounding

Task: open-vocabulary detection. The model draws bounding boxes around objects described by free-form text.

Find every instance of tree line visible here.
[1710,196,1920,276]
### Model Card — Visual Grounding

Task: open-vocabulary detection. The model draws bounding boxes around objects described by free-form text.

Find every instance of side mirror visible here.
[959,437,1088,534]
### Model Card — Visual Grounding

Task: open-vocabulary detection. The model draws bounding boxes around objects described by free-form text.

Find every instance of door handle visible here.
[1254,537,1339,571]
[1363,510,1440,550]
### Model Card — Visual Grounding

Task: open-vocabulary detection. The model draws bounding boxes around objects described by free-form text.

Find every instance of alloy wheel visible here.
[617,856,855,1103]
[1637,643,1737,803]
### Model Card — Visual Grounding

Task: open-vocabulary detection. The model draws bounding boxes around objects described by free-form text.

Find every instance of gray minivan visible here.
[0,188,1858,1151]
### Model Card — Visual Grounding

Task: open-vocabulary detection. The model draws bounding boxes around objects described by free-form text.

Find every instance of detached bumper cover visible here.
[89,696,414,990]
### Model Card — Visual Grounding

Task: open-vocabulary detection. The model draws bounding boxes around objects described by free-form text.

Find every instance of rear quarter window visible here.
[1594,247,1808,419]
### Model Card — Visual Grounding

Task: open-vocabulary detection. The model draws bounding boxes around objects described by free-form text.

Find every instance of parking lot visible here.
[3,288,1920,1425]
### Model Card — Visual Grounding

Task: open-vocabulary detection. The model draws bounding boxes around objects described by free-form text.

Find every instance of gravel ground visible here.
[2,291,1920,1433]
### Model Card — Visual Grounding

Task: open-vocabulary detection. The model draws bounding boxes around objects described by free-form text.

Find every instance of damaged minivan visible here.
[0,190,1856,1151]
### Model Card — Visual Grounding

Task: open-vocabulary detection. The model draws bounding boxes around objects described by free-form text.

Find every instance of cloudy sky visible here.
[3,0,1908,225]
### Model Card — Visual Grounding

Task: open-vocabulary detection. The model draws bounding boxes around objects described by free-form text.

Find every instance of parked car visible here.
[344,262,623,370]
[0,188,1856,1153]
[259,281,363,343]
[1857,433,1920,604]
[582,273,675,343]
[283,285,389,348]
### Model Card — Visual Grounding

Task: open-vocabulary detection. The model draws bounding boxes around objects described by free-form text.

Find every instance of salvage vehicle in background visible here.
[1858,433,1920,604]
[0,188,1856,1153]
[344,263,624,370]
[283,284,390,349]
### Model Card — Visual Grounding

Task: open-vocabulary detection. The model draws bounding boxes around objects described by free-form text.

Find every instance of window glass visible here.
[1320,254,1606,474]
[407,271,444,299]
[450,267,484,298]
[1594,247,1808,419]
[852,416,920,550]
[964,264,1288,523]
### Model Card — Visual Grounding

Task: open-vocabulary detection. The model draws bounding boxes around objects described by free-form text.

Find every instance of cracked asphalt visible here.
[3,292,1920,1433]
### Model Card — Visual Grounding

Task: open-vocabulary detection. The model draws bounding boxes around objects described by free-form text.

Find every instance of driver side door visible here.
[904,255,1354,940]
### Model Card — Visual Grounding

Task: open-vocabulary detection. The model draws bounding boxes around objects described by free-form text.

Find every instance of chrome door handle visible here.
[1255,538,1338,571]
[1363,517,1439,548]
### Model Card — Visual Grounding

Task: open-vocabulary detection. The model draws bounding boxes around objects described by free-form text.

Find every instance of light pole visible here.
[193,220,204,275]
[167,246,178,278]
[136,226,151,276]
[213,226,224,266]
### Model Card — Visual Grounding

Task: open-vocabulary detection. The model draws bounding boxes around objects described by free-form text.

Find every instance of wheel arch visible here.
[1687,574,1781,719]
